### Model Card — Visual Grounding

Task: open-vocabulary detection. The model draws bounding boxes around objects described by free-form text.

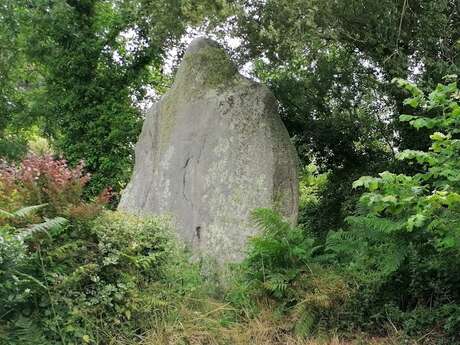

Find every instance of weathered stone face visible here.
[118,37,299,263]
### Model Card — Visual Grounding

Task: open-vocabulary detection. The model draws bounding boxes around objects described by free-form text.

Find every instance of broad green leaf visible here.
[411,118,429,129]
[353,176,378,189]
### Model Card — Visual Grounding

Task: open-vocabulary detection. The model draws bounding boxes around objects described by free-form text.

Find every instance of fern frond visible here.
[11,270,47,290]
[346,215,405,234]
[18,217,68,239]
[327,216,406,254]
[250,208,291,236]
[13,204,48,218]
[7,316,48,344]
[0,209,15,219]
[379,242,407,276]
[0,204,48,220]
[31,216,67,232]
[263,273,288,296]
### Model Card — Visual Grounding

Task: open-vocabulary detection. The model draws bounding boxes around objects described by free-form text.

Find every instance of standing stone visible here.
[119,37,299,263]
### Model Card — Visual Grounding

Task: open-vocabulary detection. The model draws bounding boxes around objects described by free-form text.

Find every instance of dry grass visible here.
[133,300,414,345]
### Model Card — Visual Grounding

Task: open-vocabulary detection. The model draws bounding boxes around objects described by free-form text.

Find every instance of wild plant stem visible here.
[38,245,67,345]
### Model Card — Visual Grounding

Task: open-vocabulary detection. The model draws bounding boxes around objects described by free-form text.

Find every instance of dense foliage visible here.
[1,1,460,344]
[0,209,184,344]
[0,156,206,345]
[228,208,349,337]
[225,0,460,236]
[0,0,227,193]
[325,77,460,339]
[0,155,90,214]
[227,78,460,343]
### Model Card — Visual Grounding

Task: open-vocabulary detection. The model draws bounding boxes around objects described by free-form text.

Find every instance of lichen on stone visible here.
[158,94,177,152]
[175,43,239,95]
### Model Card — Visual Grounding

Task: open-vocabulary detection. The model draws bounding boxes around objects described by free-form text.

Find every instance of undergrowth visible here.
[1,77,460,345]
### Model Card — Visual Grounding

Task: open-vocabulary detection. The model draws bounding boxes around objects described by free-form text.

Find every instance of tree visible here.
[1,0,227,193]
[225,0,460,235]
[327,76,460,338]
[0,1,30,160]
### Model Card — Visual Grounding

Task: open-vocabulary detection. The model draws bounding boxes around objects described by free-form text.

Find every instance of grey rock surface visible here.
[119,37,299,263]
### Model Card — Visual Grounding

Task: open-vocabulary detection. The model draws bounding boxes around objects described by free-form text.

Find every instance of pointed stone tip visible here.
[174,36,237,90]
[185,37,221,55]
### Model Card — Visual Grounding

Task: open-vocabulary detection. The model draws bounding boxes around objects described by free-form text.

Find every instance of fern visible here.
[326,215,410,280]
[3,316,48,345]
[346,215,406,234]
[11,271,48,290]
[13,204,48,218]
[0,204,48,219]
[250,208,291,237]
[0,204,68,239]
[263,273,288,298]
[17,217,68,240]
[0,208,15,218]
[240,208,318,301]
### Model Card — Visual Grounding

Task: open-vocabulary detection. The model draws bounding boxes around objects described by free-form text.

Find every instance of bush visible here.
[228,209,350,337]
[0,134,28,162]
[0,155,90,215]
[325,77,460,341]
[227,77,460,343]
[297,164,329,233]
[0,206,187,345]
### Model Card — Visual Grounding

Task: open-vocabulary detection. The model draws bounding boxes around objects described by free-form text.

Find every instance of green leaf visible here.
[353,176,378,189]
[430,132,448,141]
[407,214,426,232]
[411,118,429,129]
[399,114,418,122]
[382,195,397,204]
[14,204,48,218]
[404,97,420,108]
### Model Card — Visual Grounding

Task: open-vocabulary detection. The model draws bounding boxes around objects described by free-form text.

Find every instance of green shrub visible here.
[326,76,460,341]
[227,77,460,343]
[240,209,317,301]
[0,134,27,162]
[297,164,329,233]
[228,209,350,336]
[0,208,187,345]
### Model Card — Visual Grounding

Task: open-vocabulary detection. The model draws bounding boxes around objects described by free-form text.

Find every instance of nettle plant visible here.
[352,76,460,251]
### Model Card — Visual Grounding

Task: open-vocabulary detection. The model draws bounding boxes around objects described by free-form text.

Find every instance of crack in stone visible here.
[182,157,192,204]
